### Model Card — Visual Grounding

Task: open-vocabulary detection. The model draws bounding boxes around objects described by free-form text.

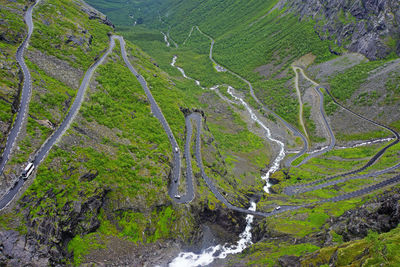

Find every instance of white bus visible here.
[22,163,35,180]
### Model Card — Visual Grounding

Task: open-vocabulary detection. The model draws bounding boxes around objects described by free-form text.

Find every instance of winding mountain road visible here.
[292,66,309,141]
[195,26,309,167]
[0,37,116,210]
[166,31,400,216]
[294,86,336,167]
[115,36,186,203]
[1,13,400,219]
[283,70,400,196]
[0,1,39,175]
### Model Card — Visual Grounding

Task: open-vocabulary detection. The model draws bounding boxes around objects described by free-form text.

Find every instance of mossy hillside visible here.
[227,182,400,266]
[384,71,400,105]
[160,2,339,127]
[301,225,400,266]
[120,29,275,204]
[173,29,247,90]
[0,0,29,147]
[280,143,390,187]
[231,182,400,266]
[322,59,388,116]
[3,0,115,178]
[85,0,164,27]
[283,143,399,191]
[19,41,196,265]
[118,25,247,90]
[5,59,78,168]
[242,242,320,266]
[228,196,368,266]
[254,142,400,212]
[87,0,343,128]
[30,0,111,70]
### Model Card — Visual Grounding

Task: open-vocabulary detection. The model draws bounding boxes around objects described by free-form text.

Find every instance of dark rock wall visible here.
[326,188,400,243]
[285,0,400,59]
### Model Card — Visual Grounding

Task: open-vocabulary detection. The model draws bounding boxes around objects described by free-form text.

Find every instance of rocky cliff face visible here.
[325,187,400,244]
[285,0,400,59]
[0,187,108,265]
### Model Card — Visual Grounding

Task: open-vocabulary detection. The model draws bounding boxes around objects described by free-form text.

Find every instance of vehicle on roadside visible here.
[174,147,179,153]
[22,162,35,180]
[174,194,181,199]
[275,206,281,210]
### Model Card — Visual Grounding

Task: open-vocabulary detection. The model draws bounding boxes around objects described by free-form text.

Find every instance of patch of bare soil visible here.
[293,53,316,68]
[254,52,292,79]
[308,53,367,82]
[26,49,84,90]
[330,106,383,143]
[83,236,181,267]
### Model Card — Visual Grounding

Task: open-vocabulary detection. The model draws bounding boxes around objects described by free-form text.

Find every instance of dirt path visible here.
[292,66,309,141]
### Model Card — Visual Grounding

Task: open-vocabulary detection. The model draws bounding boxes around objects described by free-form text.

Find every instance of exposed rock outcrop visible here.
[0,187,109,265]
[284,0,400,59]
[75,0,114,28]
[325,187,400,244]
[0,230,50,266]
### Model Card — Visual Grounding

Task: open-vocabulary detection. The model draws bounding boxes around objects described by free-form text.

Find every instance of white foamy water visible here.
[171,56,188,78]
[169,202,256,267]
[161,32,170,47]
[226,87,285,193]
[336,138,393,149]
[167,61,287,266]
[171,56,204,89]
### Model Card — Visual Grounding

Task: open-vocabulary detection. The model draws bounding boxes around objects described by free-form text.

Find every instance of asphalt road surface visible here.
[294,87,336,167]
[0,37,116,210]
[283,85,400,195]
[0,1,39,175]
[2,26,400,218]
[195,26,309,168]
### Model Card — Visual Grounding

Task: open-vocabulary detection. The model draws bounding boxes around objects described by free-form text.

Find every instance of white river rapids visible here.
[169,55,287,266]
[169,202,256,267]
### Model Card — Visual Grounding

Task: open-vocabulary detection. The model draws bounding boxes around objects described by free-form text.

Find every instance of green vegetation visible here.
[94,0,341,128]
[19,41,198,264]
[0,0,29,148]
[242,242,320,266]
[303,103,326,143]
[384,71,400,104]
[68,234,106,265]
[208,107,265,154]
[324,60,386,115]
[1,0,399,266]
[31,0,111,69]
[275,141,397,192]
[302,225,400,266]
